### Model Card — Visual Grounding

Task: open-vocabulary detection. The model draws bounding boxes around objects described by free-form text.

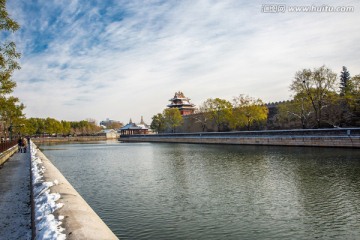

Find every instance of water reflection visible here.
[40,142,360,239]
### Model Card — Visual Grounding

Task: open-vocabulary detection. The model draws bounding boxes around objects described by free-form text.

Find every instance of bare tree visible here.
[290,66,337,128]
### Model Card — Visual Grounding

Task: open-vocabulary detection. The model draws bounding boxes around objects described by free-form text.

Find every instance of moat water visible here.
[40,141,360,239]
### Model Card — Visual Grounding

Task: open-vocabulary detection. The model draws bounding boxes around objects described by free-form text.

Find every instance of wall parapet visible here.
[0,145,18,166]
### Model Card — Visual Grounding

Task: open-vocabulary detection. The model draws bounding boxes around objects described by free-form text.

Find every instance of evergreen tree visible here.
[340,66,350,95]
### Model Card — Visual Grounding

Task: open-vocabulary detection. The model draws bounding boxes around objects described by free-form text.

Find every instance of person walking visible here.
[17,138,22,152]
[22,138,28,153]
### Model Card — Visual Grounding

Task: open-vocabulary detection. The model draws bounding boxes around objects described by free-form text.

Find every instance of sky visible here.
[5,0,360,124]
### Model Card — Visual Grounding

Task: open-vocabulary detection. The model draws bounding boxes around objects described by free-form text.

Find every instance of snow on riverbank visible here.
[31,142,66,240]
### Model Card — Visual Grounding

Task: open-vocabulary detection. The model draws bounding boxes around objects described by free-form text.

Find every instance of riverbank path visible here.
[0,150,31,240]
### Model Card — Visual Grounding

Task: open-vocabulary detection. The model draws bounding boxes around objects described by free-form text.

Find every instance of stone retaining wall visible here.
[121,136,360,148]
[33,144,118,239]
[120,128,360,148]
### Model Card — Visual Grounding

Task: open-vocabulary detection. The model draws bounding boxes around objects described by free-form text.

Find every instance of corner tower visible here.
[167,91,196,115]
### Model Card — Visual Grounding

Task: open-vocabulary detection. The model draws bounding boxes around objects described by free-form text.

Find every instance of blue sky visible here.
[6,0,360,124]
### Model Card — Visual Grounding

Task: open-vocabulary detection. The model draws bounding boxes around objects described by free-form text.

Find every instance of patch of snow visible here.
[31,142,66,240]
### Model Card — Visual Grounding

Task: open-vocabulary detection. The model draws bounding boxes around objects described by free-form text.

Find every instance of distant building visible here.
[100,118,123,129]
[167,91,196,115]
[99,129,119,139]
[119,117,149,135]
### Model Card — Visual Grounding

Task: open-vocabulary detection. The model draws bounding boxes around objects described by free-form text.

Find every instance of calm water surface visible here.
[40,141,360,239]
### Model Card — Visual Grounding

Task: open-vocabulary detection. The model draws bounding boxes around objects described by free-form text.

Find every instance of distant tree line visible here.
[19,118,103,137]
[151,65,360,133]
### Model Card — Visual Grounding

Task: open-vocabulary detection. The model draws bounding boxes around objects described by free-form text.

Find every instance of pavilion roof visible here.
[120,122,149,130]
[120,123,142,130]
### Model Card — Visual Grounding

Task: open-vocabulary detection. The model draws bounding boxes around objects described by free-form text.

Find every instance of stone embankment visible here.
[31,143,118,239]
[120,128,360,148]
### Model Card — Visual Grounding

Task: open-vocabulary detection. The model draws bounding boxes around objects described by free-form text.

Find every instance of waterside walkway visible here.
[0,144,118,240]
[0,150,31,240]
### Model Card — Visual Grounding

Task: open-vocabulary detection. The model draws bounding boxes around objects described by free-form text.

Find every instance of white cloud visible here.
[7,0,360,123]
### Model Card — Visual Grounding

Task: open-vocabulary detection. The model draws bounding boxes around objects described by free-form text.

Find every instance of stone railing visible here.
[0,140,17,153]
[0,145,18,166]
